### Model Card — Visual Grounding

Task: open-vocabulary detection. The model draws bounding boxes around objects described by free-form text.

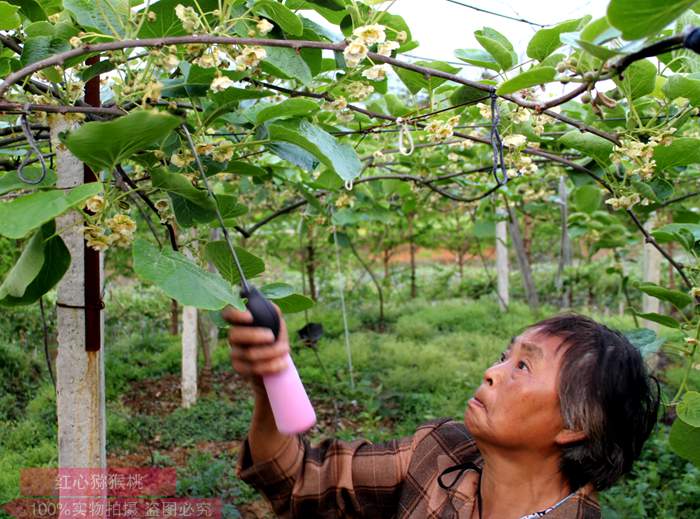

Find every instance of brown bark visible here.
[408,213,417,299]
[170,299,179,335]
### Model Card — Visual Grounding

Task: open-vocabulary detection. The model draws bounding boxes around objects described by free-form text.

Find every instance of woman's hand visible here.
[222,305,290,390]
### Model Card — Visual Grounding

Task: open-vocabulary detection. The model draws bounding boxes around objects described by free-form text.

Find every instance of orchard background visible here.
[0,0,700,517]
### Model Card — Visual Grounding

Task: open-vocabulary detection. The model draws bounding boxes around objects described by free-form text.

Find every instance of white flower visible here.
[322,97,348,112]
[69,36,82,48]
[511,107,530,124]
[175,4,200,33]
[235,46,266,71]
[448,152,460,162]
[257,18,274,35]
[210,75,235,93]
[361,64,389,81]
[395,30,408,43]
[503,134,527,148]
[343,39,368,68]
[477,102,491,119]
[212,141,235,163]
[194,51,218,68]
[346,81,374,101]
[377,41,400,56]
[85,195,105,213]
[352,24,386,45]
[170,149,194,168]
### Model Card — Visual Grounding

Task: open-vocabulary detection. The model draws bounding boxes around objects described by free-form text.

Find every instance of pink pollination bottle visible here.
[243,286,316,434]
[263,354,317,434]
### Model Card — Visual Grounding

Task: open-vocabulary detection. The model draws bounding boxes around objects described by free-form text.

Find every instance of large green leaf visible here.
[0,183,102,239]
[161,64,219,98]
[0,222,70,307]
[571,185,602,214]
[151,169,211,207]
[559,131,614,164]
[260,282,314,313]
[678,391,700,428]
[638,283,693,310]
[474,27,516,71]
[607,0,697,40]
[624,328,666,357]
[394,60,460,94]
[669,418,700,467]
[454,49,501,71]
[261,46,313,86]
[496,67,556,95]
[654,138,700,170]
[132,238,244,311]
[256,98,319,124]
[0,168,57,195]
[170,193,247,228]
[663,74,700,106]
[64,0,129,37]
[635,311,681,329]
[204,240,265,286]
[252,0,303,36]
[61,110,182,173]
[614,59,656,99]
[0,1,21,29]
[265,119,362,182]
[527,18,586,61]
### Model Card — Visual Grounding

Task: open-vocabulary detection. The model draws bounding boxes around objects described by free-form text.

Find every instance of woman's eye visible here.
[499,352,507,363]
[517,360,529,371]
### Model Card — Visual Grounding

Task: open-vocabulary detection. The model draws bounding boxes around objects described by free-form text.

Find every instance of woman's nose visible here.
[483,362,504,386]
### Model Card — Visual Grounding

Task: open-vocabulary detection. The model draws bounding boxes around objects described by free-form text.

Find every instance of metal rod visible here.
[180,125,250,291]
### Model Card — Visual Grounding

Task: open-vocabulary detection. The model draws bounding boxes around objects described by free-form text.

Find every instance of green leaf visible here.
[151,169,211,207]
[607,0,697,40]
[260,282,295,299]
[252,0,303,36]
[261,46,312,86]
[265,119,362,182]
[0,168,57,195]
[204,240,265,286]
[202,87,273,127]
[571,185,602,214]
[20,36,71,70]
[170,193,247,228]
[64,0,129,37]
[663,74,700,106]
[635,311,681,329]
[60,110,182,173]
[654,138,700,170]
[255,98,319,124]
[474,27,516,71]
[614,59,656,99]
[0,1,21,29]
[225,161,268,177]
[678,391,700,428]
[161,63,222,98]
[624,328,666,357]
[496,67,556,95]
[669,418,700,467]
[133,238,244,311]
[638,283,692,310]
[0,183,102,239]
[527,18,586,61]
[454,48,501,71]
[271,293,314,313]
[394,60,460,94]
[0,222,70,307]
[559,131,614,164]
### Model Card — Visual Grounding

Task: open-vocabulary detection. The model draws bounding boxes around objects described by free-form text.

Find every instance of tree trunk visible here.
[383,248,391,280]
[408,213,417,298]
[523,213,533,264]
[495,211,509,311]
[347,237,385,330]
[555,176,572,307]
[170,299,179,335]
[52,115,106,476]
[505,200,539,311]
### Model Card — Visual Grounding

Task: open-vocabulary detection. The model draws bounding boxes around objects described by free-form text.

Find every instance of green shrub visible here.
[0,343,43,421]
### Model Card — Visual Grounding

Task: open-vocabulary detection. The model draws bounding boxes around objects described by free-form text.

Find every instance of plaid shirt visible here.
[237,418,601,519]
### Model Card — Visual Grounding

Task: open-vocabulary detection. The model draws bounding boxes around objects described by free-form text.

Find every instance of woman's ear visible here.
[554,428,587,446]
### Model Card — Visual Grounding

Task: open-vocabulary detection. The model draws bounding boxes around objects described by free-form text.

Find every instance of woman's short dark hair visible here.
[528,314,660,491]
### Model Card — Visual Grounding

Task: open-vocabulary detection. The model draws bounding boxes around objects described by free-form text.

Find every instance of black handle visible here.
[242,286,280,340]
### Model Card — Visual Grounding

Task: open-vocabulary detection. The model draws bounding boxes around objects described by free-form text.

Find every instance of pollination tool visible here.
[181,125,316,435]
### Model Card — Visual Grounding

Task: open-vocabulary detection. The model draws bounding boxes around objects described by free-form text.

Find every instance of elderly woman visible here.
[224,311,659,519]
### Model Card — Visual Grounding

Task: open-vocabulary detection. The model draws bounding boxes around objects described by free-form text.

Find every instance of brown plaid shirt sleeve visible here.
[237,418,601,519]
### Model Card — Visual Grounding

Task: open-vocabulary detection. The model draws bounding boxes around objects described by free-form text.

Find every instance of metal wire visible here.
[444,0,548,27]
[489,93,509,185]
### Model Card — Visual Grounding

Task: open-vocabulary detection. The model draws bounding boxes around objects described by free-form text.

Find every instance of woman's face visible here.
[465,328,570,453]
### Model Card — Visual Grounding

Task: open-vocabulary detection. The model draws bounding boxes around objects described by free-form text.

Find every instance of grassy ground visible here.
[1,285,699,518]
